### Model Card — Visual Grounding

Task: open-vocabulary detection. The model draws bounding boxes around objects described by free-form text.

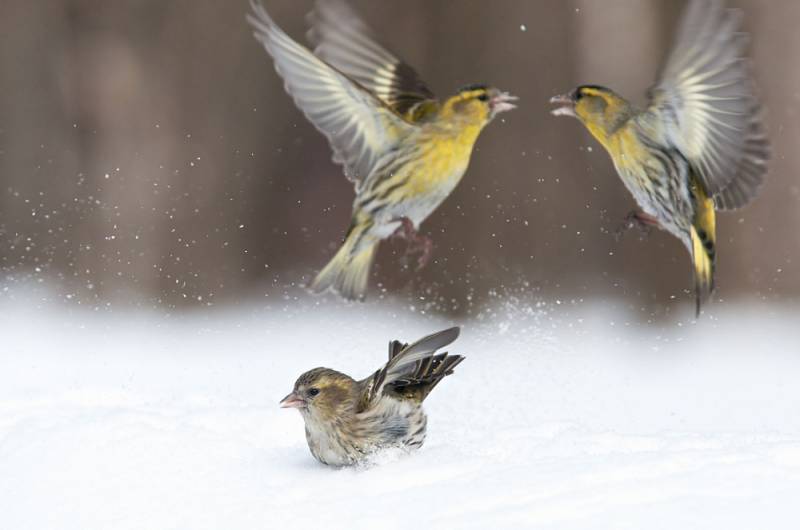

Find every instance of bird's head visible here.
[280,367,357,421]
[441,85,517,125]
[550,85,633,145]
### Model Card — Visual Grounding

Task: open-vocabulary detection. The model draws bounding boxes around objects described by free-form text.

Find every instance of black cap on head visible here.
[458,83,489,93]
[575,85,613,100]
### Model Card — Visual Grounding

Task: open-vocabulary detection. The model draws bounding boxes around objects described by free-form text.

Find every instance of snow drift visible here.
[1,292,799,529]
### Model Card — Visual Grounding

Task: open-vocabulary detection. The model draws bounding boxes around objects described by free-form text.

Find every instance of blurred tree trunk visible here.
[60,1,175,303]
[0,3,80,288]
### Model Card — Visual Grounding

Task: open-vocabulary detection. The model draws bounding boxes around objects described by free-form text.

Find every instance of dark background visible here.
[1,0,796,315]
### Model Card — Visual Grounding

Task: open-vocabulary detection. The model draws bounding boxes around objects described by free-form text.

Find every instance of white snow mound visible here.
[1,295,799,529]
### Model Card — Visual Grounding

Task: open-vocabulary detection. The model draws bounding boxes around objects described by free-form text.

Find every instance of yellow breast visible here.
[405,123,482,195]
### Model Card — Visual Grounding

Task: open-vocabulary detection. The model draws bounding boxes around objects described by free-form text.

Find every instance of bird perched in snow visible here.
[550,0,769,316]
[279,327,463,466]
[248,0,516,301]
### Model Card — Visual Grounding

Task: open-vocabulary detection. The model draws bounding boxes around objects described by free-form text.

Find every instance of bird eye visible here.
[477,93,489,102]
[307,387,320,397]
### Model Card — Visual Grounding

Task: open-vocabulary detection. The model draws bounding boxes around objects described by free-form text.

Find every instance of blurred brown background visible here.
[1,0,797,314]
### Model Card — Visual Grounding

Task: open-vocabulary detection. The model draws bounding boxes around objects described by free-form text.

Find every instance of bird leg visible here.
[391,217,417,241]
[391,217,434,271]
[615,210,659,241]
[412,235,434,271]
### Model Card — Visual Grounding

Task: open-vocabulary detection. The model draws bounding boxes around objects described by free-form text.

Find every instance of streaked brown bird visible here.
[550,0,769,316]
[279,327,463,466]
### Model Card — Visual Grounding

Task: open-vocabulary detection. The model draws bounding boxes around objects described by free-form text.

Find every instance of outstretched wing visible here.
[646,0,769,202]
[248,0,414,187]
[361,327,463,408]
[307,0,436,116]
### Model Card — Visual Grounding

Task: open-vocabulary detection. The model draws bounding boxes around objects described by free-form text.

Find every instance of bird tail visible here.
[690,182,717,317]
[310,222,377,301]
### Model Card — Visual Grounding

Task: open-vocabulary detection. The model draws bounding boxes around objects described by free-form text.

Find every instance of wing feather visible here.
[647,0,768,199]
[365,327,461,405]
[307,0,436,115]
[247,1,413,187]
[714,110,770,210]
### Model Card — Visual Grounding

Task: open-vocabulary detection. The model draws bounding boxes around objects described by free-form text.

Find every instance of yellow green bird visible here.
[248,0,516,300]
[551,0,769,316]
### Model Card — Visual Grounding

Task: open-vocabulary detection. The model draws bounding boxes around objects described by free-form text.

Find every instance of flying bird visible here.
[279,327,464,466]
[550,0,769,315]
[248,0,516,300]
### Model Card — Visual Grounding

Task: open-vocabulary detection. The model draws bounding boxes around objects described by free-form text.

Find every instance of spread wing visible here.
[248,0,415,187]
[360,327,462,409]
[307,0,436,116]
[646,0,769,203]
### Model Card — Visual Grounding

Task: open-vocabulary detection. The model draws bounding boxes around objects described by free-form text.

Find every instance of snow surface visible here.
[1,293,799,529]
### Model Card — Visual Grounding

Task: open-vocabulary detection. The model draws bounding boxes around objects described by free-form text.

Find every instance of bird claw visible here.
[391,217,434,271]
[615,211,658,241]
[391,217,417,241]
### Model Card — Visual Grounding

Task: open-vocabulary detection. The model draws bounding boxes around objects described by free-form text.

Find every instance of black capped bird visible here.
[279,327,463,466]
[248,0,516,300]
[550,0,769,316]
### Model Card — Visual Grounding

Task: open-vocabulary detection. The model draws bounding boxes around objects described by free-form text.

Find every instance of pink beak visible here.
[279,392,306,409]
[490,91,518,115]
[550,93,577,117]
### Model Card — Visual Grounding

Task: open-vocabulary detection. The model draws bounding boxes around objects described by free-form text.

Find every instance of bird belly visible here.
[309,436,351,467]
[358,138,471,239]
[612,135,695,248]
[304,417,361,466]
[617,164,692,245]
[372,165,466,238]
[302,399,428,466]
[617,166,663,217]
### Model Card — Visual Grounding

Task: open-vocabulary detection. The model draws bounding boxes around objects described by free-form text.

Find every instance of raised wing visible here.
[362,327,462,408]
[647,0,769,200]
[248,0,414,187]
[307,0,436,116]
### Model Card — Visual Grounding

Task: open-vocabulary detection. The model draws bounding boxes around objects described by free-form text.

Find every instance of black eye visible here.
[307,387,320,397]
[477,93,489,102]
[574,89,585,101]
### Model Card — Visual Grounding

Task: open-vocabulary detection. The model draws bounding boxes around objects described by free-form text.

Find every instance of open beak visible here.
[490,91,518,115]
[279,391,306,409]
[550,92,576,117]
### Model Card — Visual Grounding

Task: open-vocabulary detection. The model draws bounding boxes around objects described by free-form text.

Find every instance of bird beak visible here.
[490,91,518,115]
[550,92,576,117]
[279,392,306,409]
